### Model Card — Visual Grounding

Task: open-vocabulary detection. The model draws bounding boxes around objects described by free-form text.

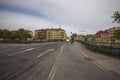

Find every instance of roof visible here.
[35,28,65,31]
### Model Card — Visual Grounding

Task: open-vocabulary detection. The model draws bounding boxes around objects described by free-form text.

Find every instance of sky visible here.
[0,0,120,36]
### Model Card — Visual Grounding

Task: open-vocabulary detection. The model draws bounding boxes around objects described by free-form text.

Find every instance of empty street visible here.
[0,42,120,80]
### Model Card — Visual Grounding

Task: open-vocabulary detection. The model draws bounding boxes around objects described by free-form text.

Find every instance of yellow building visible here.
[74,34,86,42]
[95,27,117,43]
[35,28,67,41]
[74,35,80,41]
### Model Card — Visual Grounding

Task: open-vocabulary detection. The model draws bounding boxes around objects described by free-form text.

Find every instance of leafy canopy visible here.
[114,28,120,40]
[112,11,120,23]
[0,28,32,40]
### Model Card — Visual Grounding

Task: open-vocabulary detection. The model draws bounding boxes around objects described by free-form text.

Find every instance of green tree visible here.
[23,30,31,41]
[114,28,120,40]
[2,29,11,40]
[17,28,25,42]
[10,31,17,39]
[0,29,3,38]
[112,11,120,23]
[16,28,31,42]
[71,33,77,38]
[71,33,77,42]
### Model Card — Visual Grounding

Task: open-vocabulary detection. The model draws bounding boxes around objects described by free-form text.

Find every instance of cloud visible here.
[0,11,59,30]
[0,0,120,35]
[0,3,47,19]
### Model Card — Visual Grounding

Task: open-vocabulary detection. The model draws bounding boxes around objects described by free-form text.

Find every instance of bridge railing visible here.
[79,41,120,56]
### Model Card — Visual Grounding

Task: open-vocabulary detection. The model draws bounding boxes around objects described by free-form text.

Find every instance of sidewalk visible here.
[75,42,120,75]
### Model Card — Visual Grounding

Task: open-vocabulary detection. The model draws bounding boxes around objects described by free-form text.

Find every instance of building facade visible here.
[95,27,117,43]
[35,28,67,41]
[73,34,85,42]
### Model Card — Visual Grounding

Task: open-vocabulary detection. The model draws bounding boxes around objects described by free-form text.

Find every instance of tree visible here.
[16,28,24,42]
[114,28,120,40]
[2,29,11,40]
[23,30,31,41]
[0,29,3,38]
[0,28,32,43]
[71,33,77,38]
[16,28,31,42]
[70,33,77,43]
[112,11,120,23]
[10,31,17,39]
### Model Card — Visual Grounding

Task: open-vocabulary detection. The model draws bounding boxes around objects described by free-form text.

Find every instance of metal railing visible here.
[79,41,120,56]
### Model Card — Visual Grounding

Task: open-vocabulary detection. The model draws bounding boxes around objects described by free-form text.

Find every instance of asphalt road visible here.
[0,42,120,80]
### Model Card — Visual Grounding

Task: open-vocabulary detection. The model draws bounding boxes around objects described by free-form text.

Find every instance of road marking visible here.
[8,48,35,56]
[78,48,89,57]
[75,43,110,74]
[37,49,55,58]
[60,44,64,53]
[92,61,106,71]
[47,63,57,80]
[74,44,89,58]
[92,61,110,74]
[47,44,65,80]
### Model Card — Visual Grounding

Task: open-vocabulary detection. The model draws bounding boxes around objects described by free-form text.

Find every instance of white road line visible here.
[92,61,110,74]
[8,48,35,56]
[75,44,110,74]
[60,44,64,53]
[75,45,89,58]
[92,61,105,71]
[47,63,57,80]
[47,44,65,80]
[37,49,55,58]
[18,48,35,53]
[77,47,89,57]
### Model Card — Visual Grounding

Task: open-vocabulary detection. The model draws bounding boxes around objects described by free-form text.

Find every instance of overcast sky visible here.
[0,0,120,35]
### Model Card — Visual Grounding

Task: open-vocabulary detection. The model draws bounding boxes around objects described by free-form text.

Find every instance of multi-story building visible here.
[95,27,117,43]
[74,35,80,41]
[35,28,67,41]
[73,34,86,42]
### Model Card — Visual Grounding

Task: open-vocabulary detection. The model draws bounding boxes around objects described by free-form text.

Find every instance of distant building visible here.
[85,34,94,43]
[35,28,67,41]
[74,35,80,41]
[86,34,94,38]
[73,34,86,42]
[79,35,86,41]
[95,30,108,42]
[95,27,117,43]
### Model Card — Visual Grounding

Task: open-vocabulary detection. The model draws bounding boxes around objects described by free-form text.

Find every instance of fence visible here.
[79,41,120,56]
